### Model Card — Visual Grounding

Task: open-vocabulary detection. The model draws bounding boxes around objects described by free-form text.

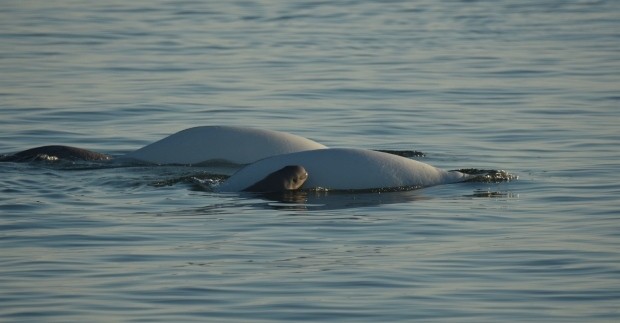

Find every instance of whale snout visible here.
[284,165,308,190]
[242,165,308,192]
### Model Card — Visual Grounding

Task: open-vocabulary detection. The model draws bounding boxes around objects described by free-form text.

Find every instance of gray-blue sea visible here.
[1,0,619,322]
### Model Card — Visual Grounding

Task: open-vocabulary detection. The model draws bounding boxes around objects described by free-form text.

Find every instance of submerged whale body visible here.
[1,145,112,162]
[124,126,327,165]
[219,148,470,191]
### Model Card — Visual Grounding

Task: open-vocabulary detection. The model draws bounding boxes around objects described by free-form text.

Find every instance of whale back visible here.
[219,148,469,191]
[123,126,327,165]
[1,145,111,162]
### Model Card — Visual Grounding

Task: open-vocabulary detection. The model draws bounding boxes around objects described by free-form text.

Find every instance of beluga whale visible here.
[124,126,326,165]
[219,148,470,192]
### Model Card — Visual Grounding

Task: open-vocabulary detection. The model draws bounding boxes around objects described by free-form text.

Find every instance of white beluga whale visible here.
[124,126,327,165]
[219,148,470,192]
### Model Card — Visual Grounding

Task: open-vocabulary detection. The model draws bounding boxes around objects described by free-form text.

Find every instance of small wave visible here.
[152,172,227,192]
[374,149,426,157]
[457,168,518,183]
[466,189,512,198]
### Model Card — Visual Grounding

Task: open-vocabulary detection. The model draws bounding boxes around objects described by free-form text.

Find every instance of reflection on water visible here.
[239,189,433,211]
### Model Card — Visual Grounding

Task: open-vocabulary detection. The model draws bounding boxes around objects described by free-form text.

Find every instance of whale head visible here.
[242,165,308,192]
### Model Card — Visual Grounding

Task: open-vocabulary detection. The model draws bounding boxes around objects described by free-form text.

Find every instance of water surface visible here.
[1,0,619,322]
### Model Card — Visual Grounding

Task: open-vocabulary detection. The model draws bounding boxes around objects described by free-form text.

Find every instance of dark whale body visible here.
[1,145,111,162]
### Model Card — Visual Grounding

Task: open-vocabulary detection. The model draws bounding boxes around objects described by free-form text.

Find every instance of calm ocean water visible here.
[1,0,619,322]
